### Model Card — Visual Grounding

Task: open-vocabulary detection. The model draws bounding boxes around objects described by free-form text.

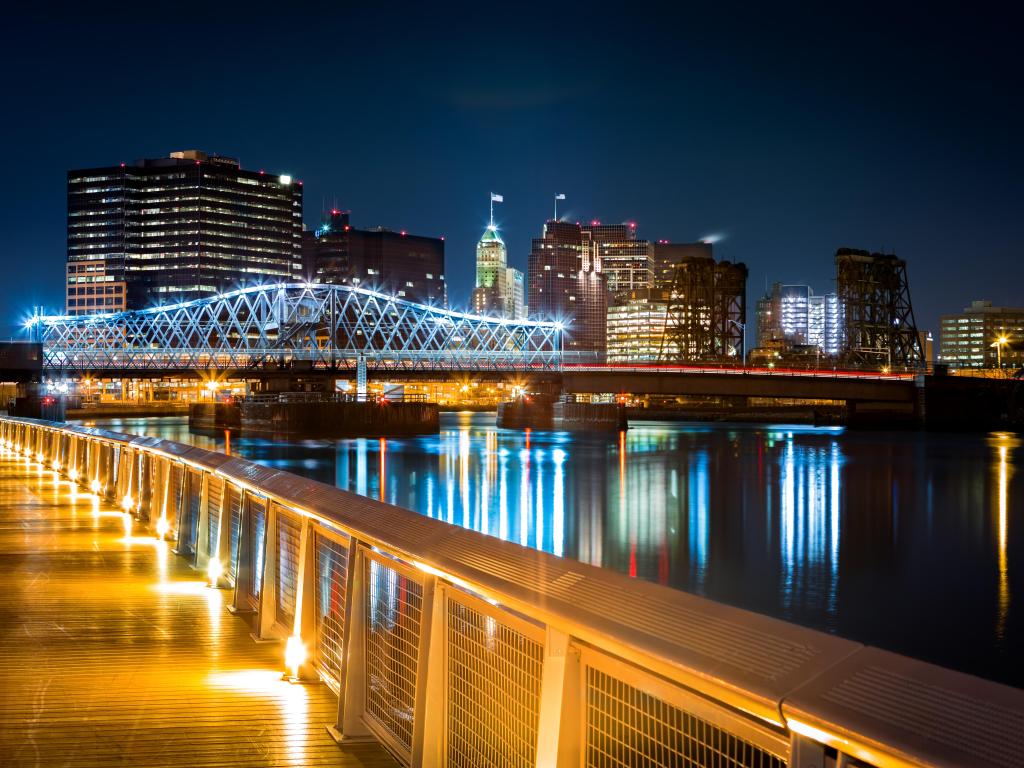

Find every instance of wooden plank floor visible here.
[0,452,396,767]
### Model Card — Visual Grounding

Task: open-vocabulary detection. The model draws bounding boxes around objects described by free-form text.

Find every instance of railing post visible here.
[256,498,278,639]
[410,575,445,768]
[789,733,827,768]
[535,627,582,768]
[330,539,374,742]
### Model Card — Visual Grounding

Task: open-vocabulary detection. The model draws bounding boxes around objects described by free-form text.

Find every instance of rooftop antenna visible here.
[554,193,566,221]
[489,192,503,228]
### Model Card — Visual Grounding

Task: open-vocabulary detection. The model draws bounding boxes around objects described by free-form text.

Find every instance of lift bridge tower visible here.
[836,248,924,370]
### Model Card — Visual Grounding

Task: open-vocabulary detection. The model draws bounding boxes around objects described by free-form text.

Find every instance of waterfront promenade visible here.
[0,451,393,767]
[2,417,1023,768]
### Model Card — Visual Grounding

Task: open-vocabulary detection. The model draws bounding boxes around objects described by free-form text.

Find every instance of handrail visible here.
[2,414,1021,768]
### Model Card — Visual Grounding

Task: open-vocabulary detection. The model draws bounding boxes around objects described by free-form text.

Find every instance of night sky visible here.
[2,3,1021,338]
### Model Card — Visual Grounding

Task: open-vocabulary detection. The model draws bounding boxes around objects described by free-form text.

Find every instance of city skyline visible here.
[2,4,1022,338]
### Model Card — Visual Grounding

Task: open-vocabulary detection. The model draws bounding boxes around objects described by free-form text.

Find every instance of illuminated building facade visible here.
[581,222,652,294]
[780,285,811,343]
[528,220,607,357]
[758,282,844,356]
[607,288,672,362]
[310,209,446,305]
[471,223,525,319]
[939,300,1024,368]
[66,149,302,311]
[507,267,526,319]
[65,259,126,316]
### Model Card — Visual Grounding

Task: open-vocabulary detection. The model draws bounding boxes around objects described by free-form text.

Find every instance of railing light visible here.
[121,495,134,511]
[284,635,306,679]
[52,461,61,471]
[207,557,223,585]
[156,517,170,539]
[90,479,101,494]
[788,718,847,749]
[122,513,133,537]
[36,451,44,462]
[68,468,79,481]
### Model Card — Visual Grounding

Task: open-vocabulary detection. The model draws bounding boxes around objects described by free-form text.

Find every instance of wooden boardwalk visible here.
[0,453,395,767]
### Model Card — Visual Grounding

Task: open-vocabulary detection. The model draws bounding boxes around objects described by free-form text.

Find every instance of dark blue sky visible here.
[2,2,1021,336]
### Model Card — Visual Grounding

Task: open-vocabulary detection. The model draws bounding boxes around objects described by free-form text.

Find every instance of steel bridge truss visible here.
[36,283,563,373]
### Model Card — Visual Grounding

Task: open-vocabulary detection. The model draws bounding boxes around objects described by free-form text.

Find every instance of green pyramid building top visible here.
[479,224,504,245]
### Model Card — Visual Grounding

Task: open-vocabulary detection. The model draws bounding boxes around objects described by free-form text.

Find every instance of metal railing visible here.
[2,415,1021,768]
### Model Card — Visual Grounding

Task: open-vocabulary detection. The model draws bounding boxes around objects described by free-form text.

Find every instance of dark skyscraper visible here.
[309,209,446,305]
[528,220,607,357]
[65,150,302,314]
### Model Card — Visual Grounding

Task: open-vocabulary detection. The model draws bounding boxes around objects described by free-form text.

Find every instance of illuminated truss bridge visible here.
[32,283,564,374]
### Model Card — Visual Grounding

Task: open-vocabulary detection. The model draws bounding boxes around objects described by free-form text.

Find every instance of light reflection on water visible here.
[84,413,1022,687]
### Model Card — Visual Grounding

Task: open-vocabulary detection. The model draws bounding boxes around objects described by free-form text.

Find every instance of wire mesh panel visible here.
[115,448,130,501]
[446,594,545,768]
[246,495,267,606]
[77,440,88,482]
[275,506,302,630]
[585,666,787,768]
[206,476,224,558]
[87,442,99,485]
[177,469,203,556]
[168,464,184,532]
[56,434,69,470]
[226,484,243,584]
[101,444,116,494]
[364,553,424,759]
[313,530,350,688]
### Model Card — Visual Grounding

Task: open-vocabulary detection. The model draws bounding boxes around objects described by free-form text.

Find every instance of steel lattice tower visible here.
[660,256,747,362]
[835,248,923,370]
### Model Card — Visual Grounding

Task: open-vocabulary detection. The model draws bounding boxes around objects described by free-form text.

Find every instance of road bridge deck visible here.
[0,453,394,768]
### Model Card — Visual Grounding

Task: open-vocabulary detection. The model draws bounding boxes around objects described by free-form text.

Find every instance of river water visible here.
[83,413,1022,688]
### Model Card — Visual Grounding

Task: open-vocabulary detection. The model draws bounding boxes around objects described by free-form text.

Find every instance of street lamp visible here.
[991,335,1009,370]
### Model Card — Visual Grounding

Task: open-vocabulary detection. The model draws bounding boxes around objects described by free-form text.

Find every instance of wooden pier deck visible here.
[0,452,395,767]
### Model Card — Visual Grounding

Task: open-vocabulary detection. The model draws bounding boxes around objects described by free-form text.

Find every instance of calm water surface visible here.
[85,413,1022,687]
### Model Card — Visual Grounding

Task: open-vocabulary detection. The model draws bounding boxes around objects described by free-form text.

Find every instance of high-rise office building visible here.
[780,285,812,343]
[471,216,525,319]
[581,222,652,295]
[528,221,607,356]
[506,266,526,320]
[473,224,507,315]
[758,282,844,356]
[607,288,672,362]
[939,300,1024,368]
[66,149,302,314]
[310,209,445,305]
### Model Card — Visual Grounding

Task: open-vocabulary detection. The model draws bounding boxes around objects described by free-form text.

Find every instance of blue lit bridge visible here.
[32,283,563,375]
